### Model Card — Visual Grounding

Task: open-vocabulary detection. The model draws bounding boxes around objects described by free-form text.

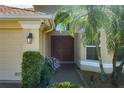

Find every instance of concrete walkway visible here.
[50,64,83,86]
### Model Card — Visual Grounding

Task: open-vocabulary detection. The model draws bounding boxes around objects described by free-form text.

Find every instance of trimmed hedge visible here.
[22,51,43,88]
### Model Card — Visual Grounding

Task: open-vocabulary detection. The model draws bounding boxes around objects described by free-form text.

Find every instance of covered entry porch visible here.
[40,31,81,64]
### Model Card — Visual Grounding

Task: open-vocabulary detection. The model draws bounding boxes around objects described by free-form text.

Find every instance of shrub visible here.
[45,56,61,71]
[40,62,54,87]
[22,51,43,88]
[50,82,81,88]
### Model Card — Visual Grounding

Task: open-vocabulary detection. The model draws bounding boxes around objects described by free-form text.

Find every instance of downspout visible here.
[44,19,55,34]
[40,18,55,56]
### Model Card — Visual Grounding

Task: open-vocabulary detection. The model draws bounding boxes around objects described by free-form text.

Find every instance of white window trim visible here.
[86,44,101,47]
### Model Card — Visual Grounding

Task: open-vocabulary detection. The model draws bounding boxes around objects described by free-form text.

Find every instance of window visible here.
[86,39,100,60]
[117,46,124,61]
[86,45,99,60]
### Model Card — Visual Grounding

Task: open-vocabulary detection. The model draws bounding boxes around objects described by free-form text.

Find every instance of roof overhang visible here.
[0,14,53,21]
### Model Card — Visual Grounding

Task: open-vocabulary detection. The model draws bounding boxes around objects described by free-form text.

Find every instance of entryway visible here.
[51,36,74,63]
[50,64,83,86]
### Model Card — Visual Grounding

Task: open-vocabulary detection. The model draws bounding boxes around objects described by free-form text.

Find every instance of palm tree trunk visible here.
[111,48,119,87]
[96,44,105,73]
[93,27,105,74]
[112,49,118,78]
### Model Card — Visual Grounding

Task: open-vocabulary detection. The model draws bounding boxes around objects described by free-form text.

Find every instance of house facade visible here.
[34,5,123,73]
[0,5,54,81]
[0,5,123,82]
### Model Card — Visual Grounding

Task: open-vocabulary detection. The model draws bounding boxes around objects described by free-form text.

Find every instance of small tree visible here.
[55,5,108,82]
[82,6,106,77]
[22,51,43,88]
[105,6,124,86]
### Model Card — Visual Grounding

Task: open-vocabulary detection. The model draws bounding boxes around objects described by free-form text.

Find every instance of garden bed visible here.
[81,70,124,88]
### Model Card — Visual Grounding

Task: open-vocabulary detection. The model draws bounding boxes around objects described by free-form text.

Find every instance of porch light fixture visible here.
[27,33,33,44]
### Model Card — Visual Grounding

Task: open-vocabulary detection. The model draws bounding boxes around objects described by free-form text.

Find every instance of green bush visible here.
[22,51,43,88]
[50,82,81,88]
[40,63,54,87]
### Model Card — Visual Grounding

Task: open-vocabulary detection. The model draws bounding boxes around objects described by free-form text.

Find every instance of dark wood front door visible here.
[51,36,74,62]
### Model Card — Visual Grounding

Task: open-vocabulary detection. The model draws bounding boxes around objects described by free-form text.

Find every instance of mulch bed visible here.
[81,70,124,88]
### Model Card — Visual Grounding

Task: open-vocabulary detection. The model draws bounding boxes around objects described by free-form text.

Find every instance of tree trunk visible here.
[111,48,119,87]
[94,28,105,74]
[96,44,105,74]
[112,51,117,73]
[112,49,118,78]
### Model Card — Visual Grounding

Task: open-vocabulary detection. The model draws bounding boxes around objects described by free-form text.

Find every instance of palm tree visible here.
[105,6,124,86]
[54,5,108,82]
[83,6,105,75]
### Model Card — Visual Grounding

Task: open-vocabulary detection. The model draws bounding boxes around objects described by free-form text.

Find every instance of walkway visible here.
[50,64,84,87]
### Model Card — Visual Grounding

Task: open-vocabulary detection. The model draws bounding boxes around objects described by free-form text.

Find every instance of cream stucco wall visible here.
[0,21,22,29]
[79,30,115,73]
[100,31,113,63]
[0,20,41,81]
[39,29,46,56]
[0,29,24,80]
[22,29,40,52]
[74,33,82,64]
[39,29,50,57]
[79,31,113,63]
[19,21,41,52]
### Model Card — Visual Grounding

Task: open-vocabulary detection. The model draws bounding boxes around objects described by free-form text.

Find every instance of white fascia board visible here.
[0,15,53,20]
[19,21,42,29]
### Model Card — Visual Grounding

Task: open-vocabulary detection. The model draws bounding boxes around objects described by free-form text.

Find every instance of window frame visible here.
[85,45,101,61]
